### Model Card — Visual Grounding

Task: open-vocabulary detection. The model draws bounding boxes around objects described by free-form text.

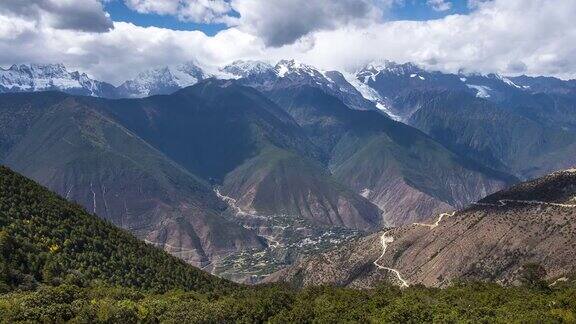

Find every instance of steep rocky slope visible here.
[268,169,576,288]
[265,85,514,225]
[220,146,381,230]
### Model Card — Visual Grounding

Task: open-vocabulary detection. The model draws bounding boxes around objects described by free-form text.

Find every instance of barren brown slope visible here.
[267,169,576,288]
[220,146,382,231]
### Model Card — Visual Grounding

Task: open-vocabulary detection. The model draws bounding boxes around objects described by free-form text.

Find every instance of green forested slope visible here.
[0,166,232,293]
[0,166,576,322]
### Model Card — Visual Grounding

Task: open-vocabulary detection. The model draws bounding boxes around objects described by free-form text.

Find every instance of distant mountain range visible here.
[1,60,575,281]
[0,82,386,281]
[5,60,574,104]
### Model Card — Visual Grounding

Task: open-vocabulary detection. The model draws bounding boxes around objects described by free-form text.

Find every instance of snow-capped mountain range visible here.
[0,63,117,97]
[2,60,574,120]
[222,59,378,111]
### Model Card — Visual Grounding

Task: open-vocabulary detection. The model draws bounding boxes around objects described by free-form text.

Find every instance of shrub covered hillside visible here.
[1,165,576,323]
[0,166,233,293]
[2,280,576,322]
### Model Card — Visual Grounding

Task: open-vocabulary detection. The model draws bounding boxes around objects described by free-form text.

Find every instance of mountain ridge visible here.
[267,168,576,288]
[0,165,234,293]
[0,82,383,281]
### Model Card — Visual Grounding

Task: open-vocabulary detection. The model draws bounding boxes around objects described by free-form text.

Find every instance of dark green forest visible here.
[1,165,576,323]
[0,166,232,294]
[2,281,576,322]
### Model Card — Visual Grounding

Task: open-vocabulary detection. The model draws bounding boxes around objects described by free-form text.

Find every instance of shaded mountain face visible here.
[0,92,265,268]
[510,75,576,96]
[349,62,576,180]
[499,91,576,132]
[402,91,576,179]
[0,83,382,280]
[353,61,533,121]
[357,62,469,104]
[102,80,324,182]
[98,80,379,231]
[0,165,234,293]
[262,85,514,226]
[268,169,576,289]
[354,62,576,123]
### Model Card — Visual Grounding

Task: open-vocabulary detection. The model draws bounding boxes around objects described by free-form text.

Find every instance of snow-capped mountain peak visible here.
[357,61,424,83]
[221,60,274,78]
[116,61,208,98]
[0,63,114,97]
[9,63,68,78]
[273,59,327,80]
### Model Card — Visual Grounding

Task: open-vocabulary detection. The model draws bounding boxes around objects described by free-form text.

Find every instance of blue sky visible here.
[104,0,472,36]
[391,0,471,21]
[104,1,228,35]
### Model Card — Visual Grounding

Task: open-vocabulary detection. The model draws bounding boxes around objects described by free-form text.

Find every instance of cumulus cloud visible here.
[0,0,575,83]
[230,0,388,47]
[427,0,452,12]
[124,0,233,24]
[0,0,113,33]
[269,0,576,79]
[124,0,393,47]
[0,19,260,84]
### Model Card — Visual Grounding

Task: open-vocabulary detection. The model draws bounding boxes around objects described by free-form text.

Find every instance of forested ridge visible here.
[1,165,576,323]
[0,165,232,294]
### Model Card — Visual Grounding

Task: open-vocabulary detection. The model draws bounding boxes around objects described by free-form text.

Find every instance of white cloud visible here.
[124,0,396,46]
[267,0,576,79]
[427,0,452,12]
[229,0,390,47]
[124,0,233,24]
[0,0,113,33]
[124,0,180,15]
[0,15,36,40]
[467,0,492,9]
[0,19,261,84]
[0,0,575,83]
[179,0,232,23]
